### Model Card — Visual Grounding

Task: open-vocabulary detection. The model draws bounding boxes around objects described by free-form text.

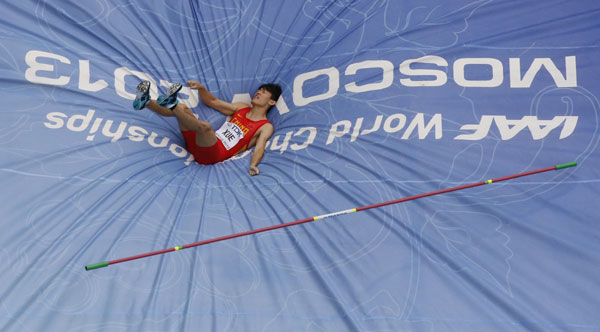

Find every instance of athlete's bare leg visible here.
[135,81,218,147]
[144,101,217,147]
[145,100,175,117]
[171,103,218,147]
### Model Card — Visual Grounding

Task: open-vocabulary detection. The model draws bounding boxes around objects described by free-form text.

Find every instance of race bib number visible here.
[215,121,244,150]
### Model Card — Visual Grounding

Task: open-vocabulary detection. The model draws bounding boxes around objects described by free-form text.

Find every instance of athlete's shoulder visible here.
[258,122,274,135]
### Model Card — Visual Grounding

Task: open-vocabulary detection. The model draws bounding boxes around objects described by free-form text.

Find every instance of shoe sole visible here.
[133,81,151,110]
[166,83,182,97]
[157,83,182,108]
[136,81,150,95]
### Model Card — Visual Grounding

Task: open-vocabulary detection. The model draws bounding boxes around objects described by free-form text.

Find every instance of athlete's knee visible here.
[180,105,193,114]
[182,118,211,133]
[195,121,213,134]
[176,104,199,119]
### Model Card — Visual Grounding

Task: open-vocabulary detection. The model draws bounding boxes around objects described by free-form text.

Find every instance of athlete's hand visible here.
[187,80,204,90]
[249,166,260,176]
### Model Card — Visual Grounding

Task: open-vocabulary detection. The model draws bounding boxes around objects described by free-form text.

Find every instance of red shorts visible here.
[181,130,229,165]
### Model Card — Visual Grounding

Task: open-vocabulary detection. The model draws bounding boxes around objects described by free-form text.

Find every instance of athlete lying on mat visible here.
[133,80,281,176]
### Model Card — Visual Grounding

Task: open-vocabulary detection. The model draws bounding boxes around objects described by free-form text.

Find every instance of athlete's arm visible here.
[187,80,248,116]
[249,123,274,176]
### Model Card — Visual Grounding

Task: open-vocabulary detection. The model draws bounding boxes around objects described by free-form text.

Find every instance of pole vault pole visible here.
[85,162,577,271]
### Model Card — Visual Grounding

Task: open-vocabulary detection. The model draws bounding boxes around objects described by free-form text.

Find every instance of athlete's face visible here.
[252,88,276,107]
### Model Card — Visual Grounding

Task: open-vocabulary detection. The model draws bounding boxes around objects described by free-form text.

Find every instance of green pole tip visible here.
[556,162,577,170]
[85,261,109,271]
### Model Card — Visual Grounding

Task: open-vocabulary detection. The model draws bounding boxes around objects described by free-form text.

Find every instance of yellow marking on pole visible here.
[485,179,493,184]
[174,246,181,251]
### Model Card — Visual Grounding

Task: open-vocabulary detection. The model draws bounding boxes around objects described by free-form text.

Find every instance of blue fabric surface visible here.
[1,1,599,331]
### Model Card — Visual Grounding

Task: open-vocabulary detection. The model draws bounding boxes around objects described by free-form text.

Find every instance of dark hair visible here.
[259,83,282,102]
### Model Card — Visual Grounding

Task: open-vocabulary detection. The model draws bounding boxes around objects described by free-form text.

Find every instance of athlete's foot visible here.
[157,82,182,110]
[133,80,151,110]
